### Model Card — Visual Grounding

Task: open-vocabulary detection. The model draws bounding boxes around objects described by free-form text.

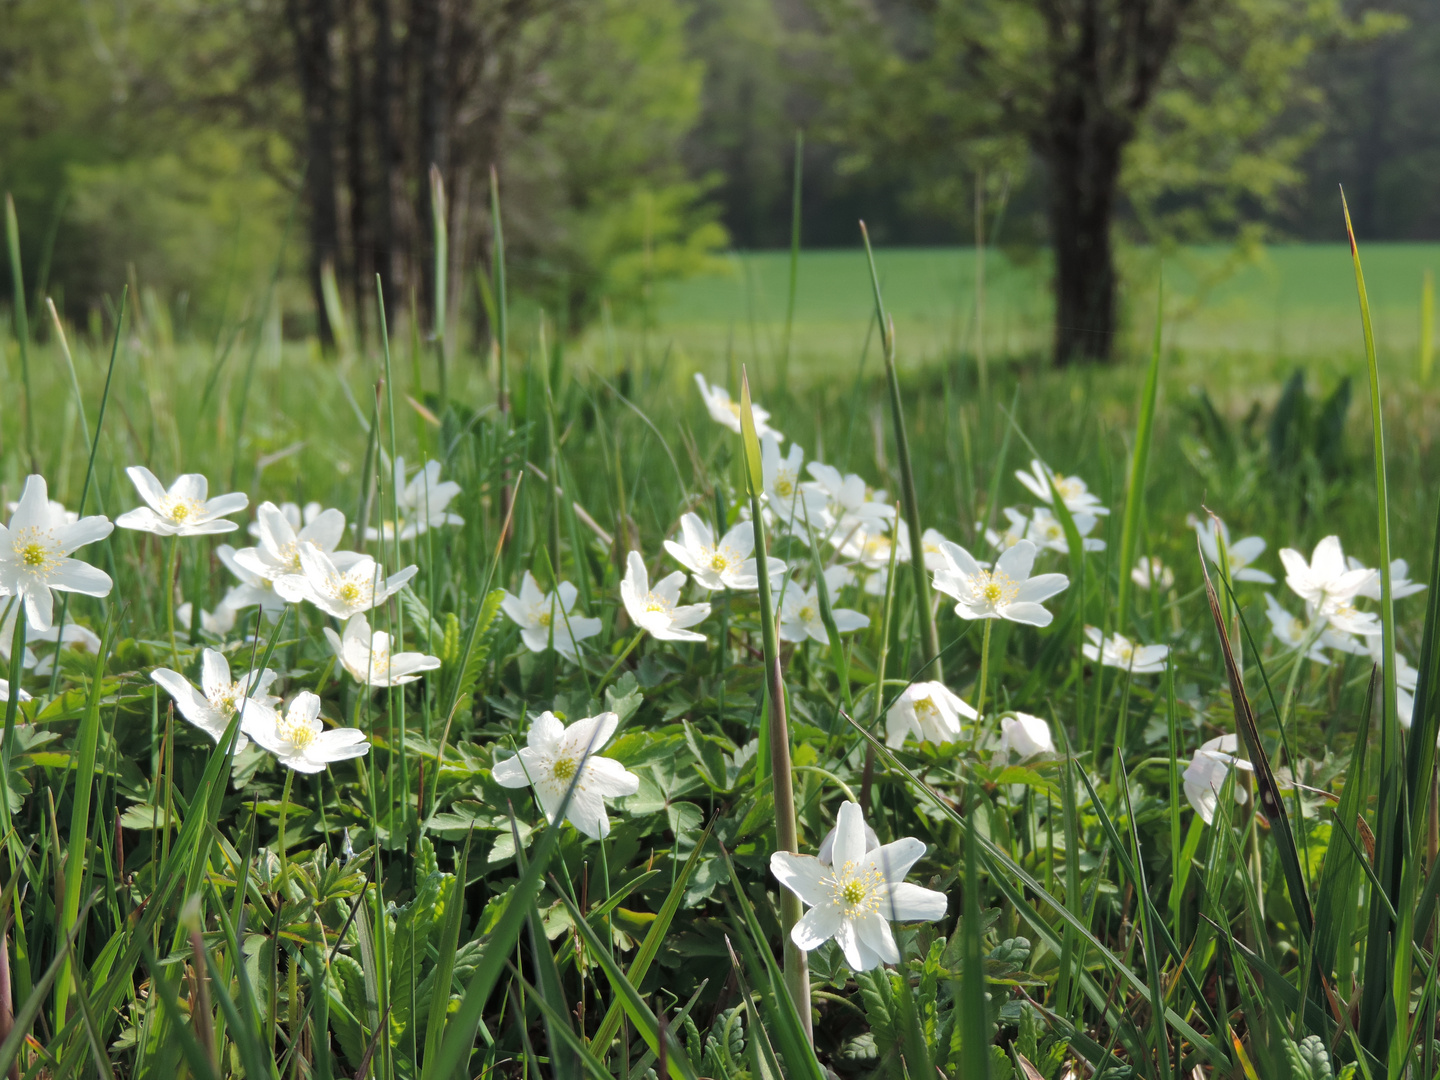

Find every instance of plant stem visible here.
[975,619,994,722]
[277,767,295,886]
[598,631,644,696]
[164,536,181,667]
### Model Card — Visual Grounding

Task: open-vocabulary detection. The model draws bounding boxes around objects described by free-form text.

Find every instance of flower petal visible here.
[770,851,831,907]
[791,904,842,951]
[883,882,949,922]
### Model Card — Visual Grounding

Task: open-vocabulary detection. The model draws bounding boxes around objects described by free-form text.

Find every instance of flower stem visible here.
[598,631,644,696]
[164,536,181,667]
[277,766,295,886]
[975,619,994,722]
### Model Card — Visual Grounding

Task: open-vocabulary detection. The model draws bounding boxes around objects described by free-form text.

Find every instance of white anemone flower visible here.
[1349,556,1426,601]
[491,710,640,840]
[803,464,894,540]
[365,457,464,542]
[919,528,955,572]
[0,475,114,632]
[1131,557,1174,591]
[932,539,1068,627]
[324,613,440,687]
[150,649,280,751]
[500,571,602,660]
[984,508,1030,554]
[997,712,1056,759]
[239,501,347,579]
[619,552,710,642]
[664,514,781,591]
[1025,507,1105,553]
[694,373,782,440]
[3,603,101,676]
[178,602,238,638]
[770,800,948,971]
[248,501,324,538]
[275,545,418,619]
[216,545,288,615]
[1082,627,1169,674]
[777,569,869,645]
[1263,593,1330,663]
[1015,459,1109,516]
[1279,536,1375,610]
[115,467,247,537]
[837,520,911,575]
[1192,515,1274,584]
[762,435,828,533]
[1183,735,1254,825]
[885,681,976,747]
[6,497,77,525]
[245,691,369,773]
[0,680,30,703]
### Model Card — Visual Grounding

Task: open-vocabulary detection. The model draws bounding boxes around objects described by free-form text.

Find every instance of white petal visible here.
[791,904,842,951]
[527,711,565,751]
[864,836,927,883]
[47,560,112,597]
[883,882,949,922]
[855,911,900,964]
[770,851,832,907]
[831,801,868,867]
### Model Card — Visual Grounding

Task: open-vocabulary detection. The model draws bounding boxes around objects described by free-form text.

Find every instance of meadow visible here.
[3,229,1440,1080]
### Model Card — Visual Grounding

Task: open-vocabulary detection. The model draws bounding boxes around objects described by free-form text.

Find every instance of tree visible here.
[817,0,1365,362]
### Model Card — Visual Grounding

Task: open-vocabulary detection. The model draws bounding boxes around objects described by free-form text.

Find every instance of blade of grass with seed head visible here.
[860,221,942,679]
[738,365,810,1038]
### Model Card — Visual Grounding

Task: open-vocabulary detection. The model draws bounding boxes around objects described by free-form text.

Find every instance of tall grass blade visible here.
[860,221,942,679]
[4,194,34,465]
[1115,275,1164,629]
[779,130,802,394]
[738,366,809,1036]
[959,793,990,1080]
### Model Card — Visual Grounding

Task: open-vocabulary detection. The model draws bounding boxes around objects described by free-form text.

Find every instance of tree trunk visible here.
[370,0,398,325]
[343,0,370,336]
[1042,118,1125,364]
[286,0,341,348]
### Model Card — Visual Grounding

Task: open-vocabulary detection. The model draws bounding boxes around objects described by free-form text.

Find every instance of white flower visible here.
[932,539,1068,627]
[0,475,114,632]
[919,528,955,572]
[777,570,870,645]
[238,501,347,580]
[491,710,640,840]
[770,801,947,971]
[31,621,102,677]
[1024,507,1105,554]
[1280,536,1374,611]
[178,602,238,638]
[1183,734,1254,825]
[6,497,77,525]
[1132,557,1174,591]
[1349,556,1426,601]
[694,373,782,440]
[1193,516,1274,584]
[0,679,29,703]
[248,501,324,538]
[115,467,247,537]
[324,613,440,687]
[245,691,369,774]
[817,818,880,865]
[837,519,910,570]
[0,604,38,670]
[1263,593,1331,664]
[150,649,280,751]
[664,514,781,591]
[275,545,418,620]
[804,464,893,541]
[885,681,976,747]
[997,713,1056,759]
[762,435,826,533]
[1388,651,1421,727]
[1082,627,1169,673]
[984,508,1030,554]
[619,551,710,642]
[366,457,464,542]
[500,571,602,661]
[1015,459,1109,516]
[216,544,288,615]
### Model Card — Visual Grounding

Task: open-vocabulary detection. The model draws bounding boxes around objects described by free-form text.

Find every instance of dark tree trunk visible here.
[1043,122,1125,364]
[369,0,398,323]
[285,0,341,348]
[343,0,370,335]
[410,0,450,328]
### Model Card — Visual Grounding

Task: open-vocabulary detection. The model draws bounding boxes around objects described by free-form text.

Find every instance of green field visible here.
[650,243,1440,374]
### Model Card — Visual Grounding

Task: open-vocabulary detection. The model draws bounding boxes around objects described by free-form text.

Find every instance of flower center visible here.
[208,683,242,716]
[976,570,1019,607]
[279,718,315,748]
[1055,476,1083,500]
[1290,617,1306,639]
[644,593,674,615]
[537,610,553,628]
[841,879,867,905]
[164,497,206,524]
[914,696,938,721]
[827,862,886,916]
[710,552,731,572]
[552,756,577,781]
[20,542,47,568]
[1116,642,1134,661]
[338,581,363,605]
[799,605,817,623]
[774,474,795,498]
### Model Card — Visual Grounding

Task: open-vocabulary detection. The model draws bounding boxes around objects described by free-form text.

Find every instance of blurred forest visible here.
[1,0,1437,358]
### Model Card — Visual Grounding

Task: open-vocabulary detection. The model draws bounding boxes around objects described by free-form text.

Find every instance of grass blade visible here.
[1115,274,1164,629]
